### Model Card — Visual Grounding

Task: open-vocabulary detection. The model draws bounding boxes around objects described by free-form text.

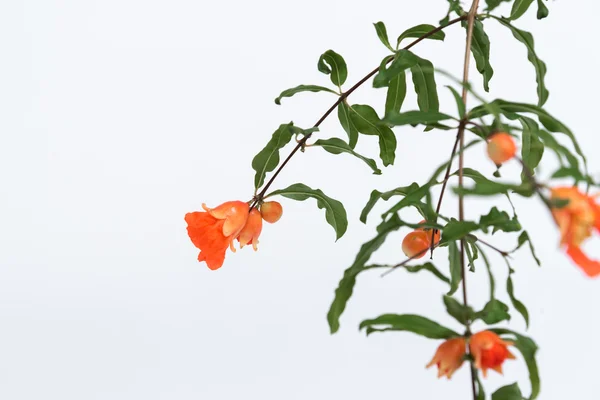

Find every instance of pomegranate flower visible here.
[469,331,515,378]
[237,208,263,251]
[426,337,467,379]
[185,201,249,270]
[551,187,600,277]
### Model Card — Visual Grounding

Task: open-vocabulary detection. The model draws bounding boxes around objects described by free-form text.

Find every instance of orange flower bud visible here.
[237,208,263,251]
[185,200,250,270]
[402,231,430,259]
[486,132,517,165]
[426,338,466,379]
[416,219,440,245]
[469,331,515,378]
[551,187,600,277]
[261,201,283,223]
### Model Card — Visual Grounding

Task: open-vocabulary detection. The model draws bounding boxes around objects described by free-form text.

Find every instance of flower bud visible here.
[261,201,283,223]
[486,132,517,165]
[402,231,430,259]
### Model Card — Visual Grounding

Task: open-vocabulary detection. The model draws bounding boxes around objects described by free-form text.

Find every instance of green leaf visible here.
[519,117,545,182]
[318,50,348,87]
[274,84,337,105]
[441,220,480,243]
[443,295,474,325]
[468,20,494,92]
[396,24,445,48]
[492,383,523,400]
[382,110,454,126]
[478,245,496,300]
[448,241,462,296]
[411,56,440,112]
[454,180,535,197]
[551,166,595,185]
[514,231,541,265]
[327,215,402,333]
[373,21,395,52]
[360,183,428,223]
[507,272,530,328]
[360,314,459,339]
[381,182,436,219]
[510,0,535,20]
[267,183,347,240]
[385,71,407,115]
[447,86,465,118]
[485,0,511,11]
[465,236,479,271]
[476,375,486,400]
[349,104,397,166]
[405,262,450,283]
[251,123,294,189]
[479,207,522,234]
[313,138,381,175]
[536,0,549,19]
[490,329,540,399]
[476,299,511,324]
[337,102,359,149]
[493,18,549,106]
[373,51,418,88]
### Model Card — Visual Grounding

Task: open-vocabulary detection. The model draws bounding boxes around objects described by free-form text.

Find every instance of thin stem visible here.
[459,2,480,400]
[250,15,467,208]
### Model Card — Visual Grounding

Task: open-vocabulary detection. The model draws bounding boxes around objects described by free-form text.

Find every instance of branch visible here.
[250,15,468,207]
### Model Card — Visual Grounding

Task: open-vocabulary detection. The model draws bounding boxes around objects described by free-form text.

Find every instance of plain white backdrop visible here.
[1,0,599,399]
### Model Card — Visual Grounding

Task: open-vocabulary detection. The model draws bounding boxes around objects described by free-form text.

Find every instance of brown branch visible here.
[250,15,468,208]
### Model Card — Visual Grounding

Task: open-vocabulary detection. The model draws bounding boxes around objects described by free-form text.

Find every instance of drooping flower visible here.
[185,201,249,270]
[402,230,430,259]
[551,186,600,277]
[261,201,283,223]
[486,132,517,165]
[426,337,467,379]
[237,208,263,251]
[469,331,515,378]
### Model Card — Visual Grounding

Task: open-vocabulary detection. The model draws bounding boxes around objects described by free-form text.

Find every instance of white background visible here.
[1,0,599,399]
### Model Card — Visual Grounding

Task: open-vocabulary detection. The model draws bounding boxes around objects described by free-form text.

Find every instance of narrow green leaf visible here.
[447,86,465,118]
[485,0,511,12]
[313,138,381,175]
[448,241,462,295]
[490,329,540,399]
[493,18,549,106]
[360,183,422,223]
[405,263,450,283]
[479,207,522,234]
[382,182,435,218]
[468,20,494,92]
[536,0,549,19]
[519,117,545,182]
[385,71,407,115]
[396,24,445,48]
[267,183,347,240]
[373,51,418,88]
[318,50,348,87]
[337,102,359,149]
[476,299,511,324]
[382,110,453,126]
[411,56,440,112]
[251,123,294,189]
[510,0,535,20]
[454,180,535,197]
[441,220,481,243]
[507,272,530,328]
[478,245,496,300]
[443,295,474,325]
[476,375,486,400]
[360,314,459,339]
[327,215,402,333]
[274,84,337,105]
[514,231,541,266]
[349,104,397,166]
[373,21,395,52]
[492,383,523,400]
[465,237,479,271]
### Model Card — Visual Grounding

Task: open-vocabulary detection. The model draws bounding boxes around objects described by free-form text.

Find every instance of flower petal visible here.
[566,245,600,278]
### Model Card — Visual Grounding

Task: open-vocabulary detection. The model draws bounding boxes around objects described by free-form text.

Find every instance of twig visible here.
[250,15,468,208]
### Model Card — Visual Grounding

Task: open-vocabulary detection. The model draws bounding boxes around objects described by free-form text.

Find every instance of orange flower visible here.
[469,331,515,378]
[185,201,249,270]
[551,187,600,277]
[237,208,263,251]
[426,338,466,379]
